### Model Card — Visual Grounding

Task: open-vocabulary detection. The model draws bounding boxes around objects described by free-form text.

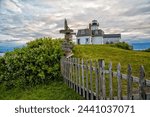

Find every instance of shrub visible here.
[144,48,150,52]
[110,42,133,50]
[0,38,64,90]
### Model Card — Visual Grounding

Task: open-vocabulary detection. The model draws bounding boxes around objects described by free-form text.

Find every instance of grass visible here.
[72,44,150,97]
[73,45,150,80]
[1,44,149,99]
[0,81,83,100]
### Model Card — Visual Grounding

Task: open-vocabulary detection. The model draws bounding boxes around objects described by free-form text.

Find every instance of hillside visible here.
[73,45,150,80]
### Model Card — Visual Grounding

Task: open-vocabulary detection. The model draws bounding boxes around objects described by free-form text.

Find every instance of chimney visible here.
[89,23,91,30]
[89,23,92,37]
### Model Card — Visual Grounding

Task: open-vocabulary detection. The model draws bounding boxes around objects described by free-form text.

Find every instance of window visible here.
[106,41,109,44]
[81,30,85,35]
[77,39,80,44]
[95,30,99,35]
[86,38,89,44]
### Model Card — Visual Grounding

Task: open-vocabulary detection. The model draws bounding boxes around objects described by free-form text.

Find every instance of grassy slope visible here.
[73,45,150,79]
[0,81,83,100]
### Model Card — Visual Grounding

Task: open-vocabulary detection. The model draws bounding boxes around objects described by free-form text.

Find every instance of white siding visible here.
[103,38,120,44]
[77,36,91,44]
[91,26,98,30]
[76,36,120,45]
[92,37,103,44]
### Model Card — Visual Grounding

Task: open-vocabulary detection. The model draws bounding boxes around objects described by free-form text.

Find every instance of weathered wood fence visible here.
[60,57,150,100]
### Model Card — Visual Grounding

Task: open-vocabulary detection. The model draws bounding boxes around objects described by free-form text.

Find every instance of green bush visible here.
[144,48,150,52]
[110,42,133,50]
[0,38,64,90]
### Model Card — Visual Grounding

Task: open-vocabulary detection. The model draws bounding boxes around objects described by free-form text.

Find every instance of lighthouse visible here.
[90,20,99,31]
[74,19,121,45]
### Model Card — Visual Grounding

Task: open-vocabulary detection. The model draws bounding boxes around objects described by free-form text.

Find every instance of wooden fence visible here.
[60,57,150,100]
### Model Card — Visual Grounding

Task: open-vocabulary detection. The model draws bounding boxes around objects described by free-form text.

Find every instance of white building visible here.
[76,20,121,44]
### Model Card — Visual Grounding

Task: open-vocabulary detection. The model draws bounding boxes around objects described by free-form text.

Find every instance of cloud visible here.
[0,0,150,43]
[122,4,150,16]
[0,0,23,14]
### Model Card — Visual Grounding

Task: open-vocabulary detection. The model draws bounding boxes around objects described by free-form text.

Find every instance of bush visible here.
[0,38,64,90]
[144,48,150,52]
[110,42,133,50]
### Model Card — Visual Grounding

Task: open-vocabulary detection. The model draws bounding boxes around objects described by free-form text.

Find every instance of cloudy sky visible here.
[0,0,150,43]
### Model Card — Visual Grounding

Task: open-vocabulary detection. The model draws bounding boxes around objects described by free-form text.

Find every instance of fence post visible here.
[139,65,146,100]
[73,58,76,91]
[67,58,69,86]
[72,58,74,89]
[117,63,122,100]
[78,58,81,95]
[90,60,94,100]
[86,60,89,100]
[98,59,104,99]
[102,60,106,100]
[64,58,67,84]
[70,58,73,88]
[127,64,133,100]
[71,58,73,88]
[76,58,78,93]
[95,61,99,100]
[109,62,113,100]
[63,58,66,83]
[82,59,85,98]
[65,58,67,85]
[67,58,70,87]
[69,58,71,88]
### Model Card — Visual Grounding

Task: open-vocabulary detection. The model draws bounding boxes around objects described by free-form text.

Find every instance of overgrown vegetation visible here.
[144,48,150,52]
[109,42,133,50]
[0,38,64,90]
[0,38,83,100]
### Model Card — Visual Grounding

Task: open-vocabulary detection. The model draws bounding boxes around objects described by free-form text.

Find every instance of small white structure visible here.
[76,20,121,44]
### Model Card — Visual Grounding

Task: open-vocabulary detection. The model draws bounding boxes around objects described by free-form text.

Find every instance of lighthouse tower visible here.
[89,20,103,44]
[91,20,99,30]
[76,19,121,45]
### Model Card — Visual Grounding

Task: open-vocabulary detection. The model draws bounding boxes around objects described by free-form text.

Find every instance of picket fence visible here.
[60,57,150,100]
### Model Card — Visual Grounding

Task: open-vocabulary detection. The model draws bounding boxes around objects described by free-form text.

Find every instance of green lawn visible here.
[0,81,83,100]
[73,45,150,80]
[72,45,150,97]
